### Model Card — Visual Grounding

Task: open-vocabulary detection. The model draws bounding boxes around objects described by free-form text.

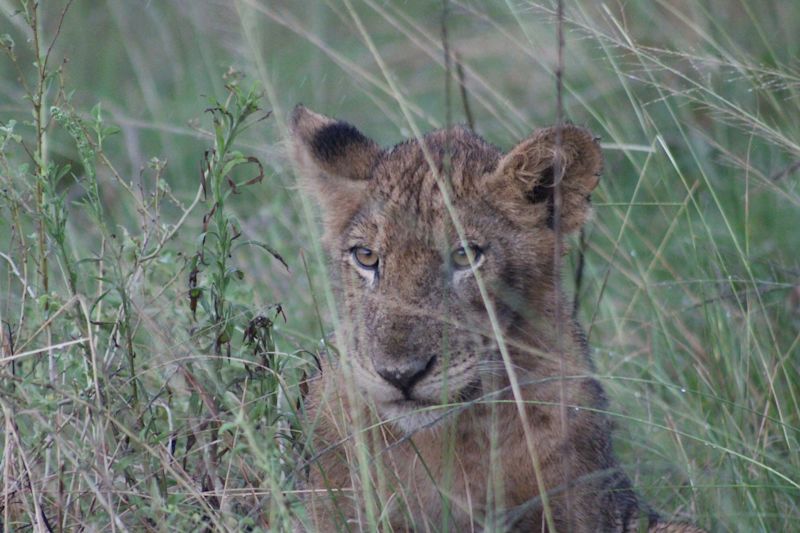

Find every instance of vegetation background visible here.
[1,0,798,531]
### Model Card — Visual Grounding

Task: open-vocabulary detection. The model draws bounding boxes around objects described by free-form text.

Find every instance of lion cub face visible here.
[291,106,601,433]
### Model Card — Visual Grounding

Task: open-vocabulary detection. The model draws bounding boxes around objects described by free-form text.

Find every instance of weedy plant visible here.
[0,2,310,531]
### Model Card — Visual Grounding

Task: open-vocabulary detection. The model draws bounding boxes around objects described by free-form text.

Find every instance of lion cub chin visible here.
[378,400,440,434]
[291,105,706,533]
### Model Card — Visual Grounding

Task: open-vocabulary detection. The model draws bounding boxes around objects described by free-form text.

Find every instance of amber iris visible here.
[451,245,482,269]
[352,247,379,269]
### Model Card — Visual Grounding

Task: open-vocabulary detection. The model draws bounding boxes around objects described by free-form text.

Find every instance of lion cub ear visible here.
[492,125,602,233]
[290,105,381,228]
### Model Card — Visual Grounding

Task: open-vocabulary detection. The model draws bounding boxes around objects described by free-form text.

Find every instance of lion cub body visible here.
[291,106,703,532]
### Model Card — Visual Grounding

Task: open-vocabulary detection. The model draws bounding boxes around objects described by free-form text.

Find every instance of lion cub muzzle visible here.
[373,353,437,399]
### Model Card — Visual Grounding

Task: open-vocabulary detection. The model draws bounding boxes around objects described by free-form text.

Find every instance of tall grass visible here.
[1,0,798,531]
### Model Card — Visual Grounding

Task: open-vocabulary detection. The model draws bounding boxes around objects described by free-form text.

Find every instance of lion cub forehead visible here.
[346,205,452,248]
[370,127,501,211]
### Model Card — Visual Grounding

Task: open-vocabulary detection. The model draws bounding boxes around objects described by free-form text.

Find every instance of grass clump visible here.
[1,3,309,530]
[0,0,798,531]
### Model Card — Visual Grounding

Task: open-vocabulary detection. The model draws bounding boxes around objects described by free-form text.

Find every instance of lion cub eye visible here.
[451,245,483,270]
[352,246,379,269]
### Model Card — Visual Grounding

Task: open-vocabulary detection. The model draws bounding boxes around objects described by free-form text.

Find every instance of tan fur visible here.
[291,105,705,533]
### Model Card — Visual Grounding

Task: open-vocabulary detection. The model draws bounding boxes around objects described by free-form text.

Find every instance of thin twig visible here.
[454,52,475,130]
[552,0,573,529]
[0,337,89,364]
[441,0,452,131]
[139,183,204,262]
[0,251,35,298]
[768,159,800,182]
[43,0,75,70]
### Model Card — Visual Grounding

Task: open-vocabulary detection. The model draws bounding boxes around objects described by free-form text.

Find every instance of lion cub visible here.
[291,105,704,532]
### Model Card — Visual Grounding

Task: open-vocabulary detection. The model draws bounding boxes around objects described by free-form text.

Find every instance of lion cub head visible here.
[291,106,601,433]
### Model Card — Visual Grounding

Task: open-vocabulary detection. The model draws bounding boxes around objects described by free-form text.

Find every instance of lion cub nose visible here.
[376,355,436,398]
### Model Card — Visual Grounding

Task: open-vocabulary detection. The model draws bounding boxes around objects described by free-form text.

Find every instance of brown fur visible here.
[291,105,705,533]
